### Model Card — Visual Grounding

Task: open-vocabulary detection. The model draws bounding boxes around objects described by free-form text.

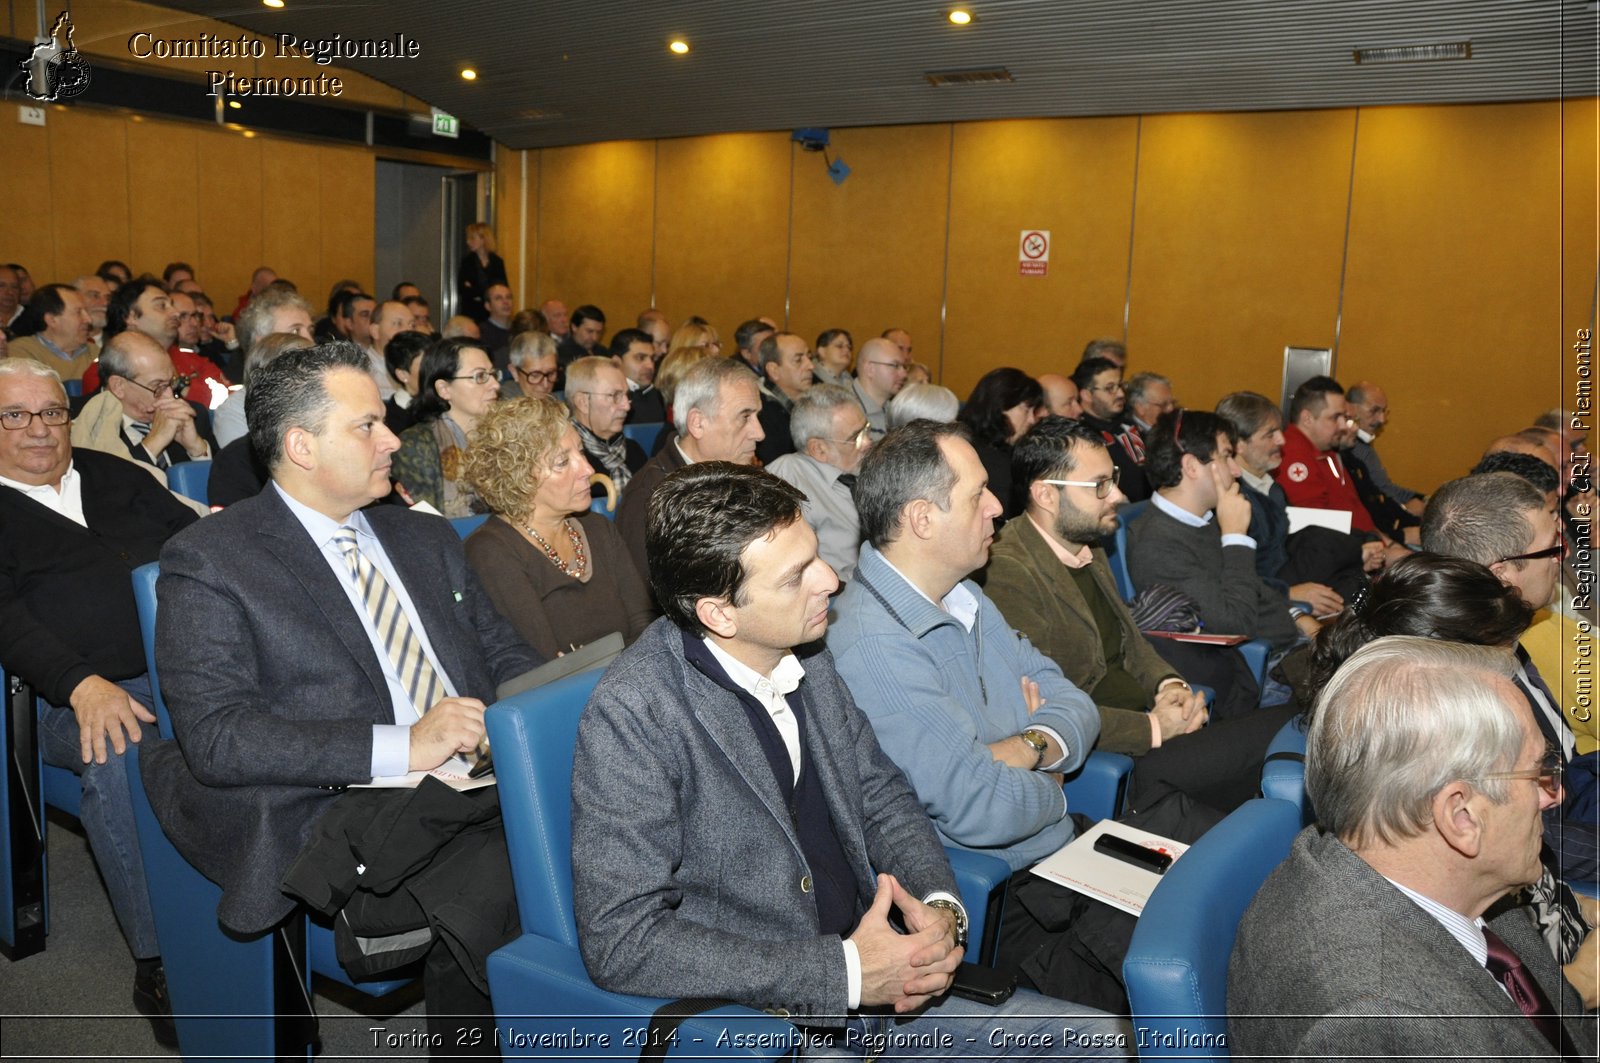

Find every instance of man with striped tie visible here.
[145,342,543,1055]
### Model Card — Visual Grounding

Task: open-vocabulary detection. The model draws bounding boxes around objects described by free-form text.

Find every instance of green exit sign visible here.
[432,110,459,138]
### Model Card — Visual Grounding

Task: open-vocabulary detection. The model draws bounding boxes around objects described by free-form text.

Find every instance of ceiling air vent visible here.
[1353,41,1471,65]
[924,67,1014,87]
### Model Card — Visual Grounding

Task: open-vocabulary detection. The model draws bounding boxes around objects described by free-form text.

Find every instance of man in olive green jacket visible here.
[984,418,1294,817]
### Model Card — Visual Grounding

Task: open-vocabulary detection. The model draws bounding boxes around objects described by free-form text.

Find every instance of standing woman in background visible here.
[457,222,508,323]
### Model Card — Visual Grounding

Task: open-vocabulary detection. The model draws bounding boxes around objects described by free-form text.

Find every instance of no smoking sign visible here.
[1019,229,1050,276]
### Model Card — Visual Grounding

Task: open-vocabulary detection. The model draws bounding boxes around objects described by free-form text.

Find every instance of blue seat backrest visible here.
[1260,715,1312,824]
[484,668,608,949]
[1123,797,1303,1063]
[621,421,664,454]
[451,514,490,539]
[166,460,211,507]
[130,562,173,738]
[1107,499,1150,603]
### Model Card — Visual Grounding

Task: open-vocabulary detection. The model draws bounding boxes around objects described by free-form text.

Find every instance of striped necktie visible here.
[333,526,444,718]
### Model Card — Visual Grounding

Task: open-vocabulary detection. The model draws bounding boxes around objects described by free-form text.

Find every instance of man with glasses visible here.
[91,277,228,406]
[72,331,215,471]
[988,418,1293,800]
[1231,637,1594,1062]
[767,384,872,581]
[1346,380,1425,516]
[566,355,645,496]
[0,357,198,1044]
[1424,471,1598,886]
[851,336,909,439]
[503,330,558,401]
[1070,356,1149,502]
[1123,372,1175,435]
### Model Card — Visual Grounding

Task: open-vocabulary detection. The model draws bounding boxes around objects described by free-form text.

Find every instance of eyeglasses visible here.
[579,389,629,405]
[826,425,872,450]
[117,376,178,399]
[0,406,70,431]
[451,370,500,386]
[1497,539,1567,565]
[1479,750,1564,799]
[1040,467,1121,499]
[515,366,558,385]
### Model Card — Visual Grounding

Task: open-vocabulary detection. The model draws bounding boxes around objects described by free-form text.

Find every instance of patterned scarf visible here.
[574,419,631,491]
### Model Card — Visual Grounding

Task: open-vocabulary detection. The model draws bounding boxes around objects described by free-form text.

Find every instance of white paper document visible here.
[352,755,496,791]
[1028,819,1189,916]
[1285,506,1352,535]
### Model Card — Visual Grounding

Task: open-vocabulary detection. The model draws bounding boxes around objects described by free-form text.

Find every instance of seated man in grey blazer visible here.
[572,461,1132,1058]
[146,343,543,1054]
[1229,637,1596,1060]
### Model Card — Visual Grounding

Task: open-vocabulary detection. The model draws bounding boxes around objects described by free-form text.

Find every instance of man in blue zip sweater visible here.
[831,419,1213,1011]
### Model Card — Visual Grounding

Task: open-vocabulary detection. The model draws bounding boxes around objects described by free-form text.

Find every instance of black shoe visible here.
[133,964,179,1049]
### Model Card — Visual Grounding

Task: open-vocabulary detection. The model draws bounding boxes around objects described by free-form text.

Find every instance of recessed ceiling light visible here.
[669,39,690,55]
[262,0,284,8]
[460,67,478,80]
[228,100,242,109]
[948,9,974,25]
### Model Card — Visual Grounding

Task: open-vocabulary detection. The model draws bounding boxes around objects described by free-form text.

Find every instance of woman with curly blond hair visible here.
[462,396,654,658]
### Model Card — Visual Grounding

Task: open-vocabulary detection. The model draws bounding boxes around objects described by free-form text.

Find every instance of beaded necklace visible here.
[520,516,588,579]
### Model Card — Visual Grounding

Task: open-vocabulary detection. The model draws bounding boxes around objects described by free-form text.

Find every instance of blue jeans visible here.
[798,988,1135,1060]
[38,675,159,960]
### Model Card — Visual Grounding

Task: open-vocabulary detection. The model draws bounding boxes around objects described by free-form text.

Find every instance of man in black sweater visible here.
[0,357,198,1043]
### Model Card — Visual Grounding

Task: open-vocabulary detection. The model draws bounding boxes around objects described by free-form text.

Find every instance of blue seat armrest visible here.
[488,934,798,1059]
[1237,638,1270,686]
[1061,750,1134,822]
[942,846,1009,963]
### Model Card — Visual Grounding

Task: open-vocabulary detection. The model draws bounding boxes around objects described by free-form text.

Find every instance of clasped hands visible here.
[848,873,964,1012]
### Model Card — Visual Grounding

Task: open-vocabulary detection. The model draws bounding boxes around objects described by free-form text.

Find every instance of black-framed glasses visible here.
[0,406,70,431]
[117,376,178,399]
[579,389,629,405]
[1040,467,1121,499]
[1497,539,1567,565]
[451,370,499,386]
[515,366,558,385]
[1479,750,1564,799]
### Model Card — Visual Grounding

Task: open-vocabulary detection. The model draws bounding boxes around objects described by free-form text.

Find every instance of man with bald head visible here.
[1039,373,1083,419]
[73,332,215,469]
[852,336,910,439]
[540,298,570,342]
[1346,381,1424,517]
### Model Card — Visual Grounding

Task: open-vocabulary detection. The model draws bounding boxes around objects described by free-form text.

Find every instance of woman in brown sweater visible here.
[461,397,654,659]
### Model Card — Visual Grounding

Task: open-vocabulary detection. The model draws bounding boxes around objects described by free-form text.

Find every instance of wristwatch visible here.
[1019,728,1050,769]
[924,898,967,948]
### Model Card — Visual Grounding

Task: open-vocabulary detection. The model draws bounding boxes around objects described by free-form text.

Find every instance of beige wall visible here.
[495,99,1594,492]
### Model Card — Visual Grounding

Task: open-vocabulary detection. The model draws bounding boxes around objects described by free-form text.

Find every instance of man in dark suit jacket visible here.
[574,462,1129,1050]
[144,343,542,1050]
[0,357,198,1043]
[1230,638,1595,1060]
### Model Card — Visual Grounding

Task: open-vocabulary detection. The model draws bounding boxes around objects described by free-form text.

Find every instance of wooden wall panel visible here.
[534,140,655,330]
[259,139,325,296]
[195,125,263,306]
[0,112,57,280]
[126,117,200,274]
[1563,97,1599,356]
[654,132,790,337]
[1341,101,1563,492]
[318,145,376,301]
[493,148,535,310]
[48,108,131,279]
[787,124,951,373]
[944,116,1138,394]
[1127,109,1354,413]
